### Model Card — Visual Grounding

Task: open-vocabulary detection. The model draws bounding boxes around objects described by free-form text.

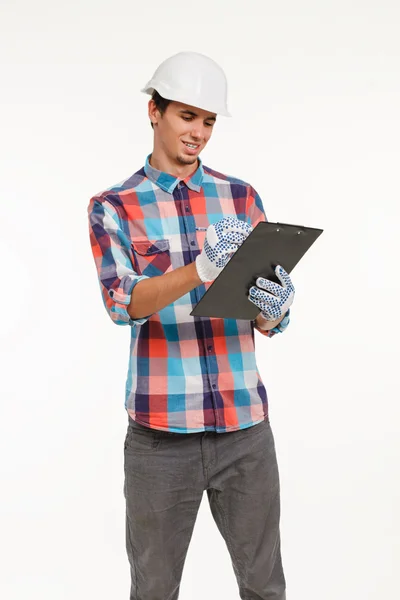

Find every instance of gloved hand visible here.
[195,217,253,283]
[248,265,295,321]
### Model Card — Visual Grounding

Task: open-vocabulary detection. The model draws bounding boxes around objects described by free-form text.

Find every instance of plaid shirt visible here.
[88,154,291,433]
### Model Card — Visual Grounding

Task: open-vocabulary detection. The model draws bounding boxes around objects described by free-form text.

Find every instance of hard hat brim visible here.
[141,84,232,118]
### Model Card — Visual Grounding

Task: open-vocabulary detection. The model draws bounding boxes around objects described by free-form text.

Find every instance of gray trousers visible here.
[123,416,286,600]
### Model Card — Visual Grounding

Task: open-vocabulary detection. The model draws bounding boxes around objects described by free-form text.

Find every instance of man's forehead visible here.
[173,101,217,120]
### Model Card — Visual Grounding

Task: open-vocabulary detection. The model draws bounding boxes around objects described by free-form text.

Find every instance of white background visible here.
[1,1,399,598]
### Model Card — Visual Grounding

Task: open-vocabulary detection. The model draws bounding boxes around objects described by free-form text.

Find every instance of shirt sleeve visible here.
[246,184,268,230]
[88,197,152,327]
[246,185,291,338]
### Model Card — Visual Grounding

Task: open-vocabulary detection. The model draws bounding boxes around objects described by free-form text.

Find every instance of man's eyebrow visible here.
[178,110,217,122]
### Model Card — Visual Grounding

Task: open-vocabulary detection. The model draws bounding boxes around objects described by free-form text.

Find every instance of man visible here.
[88,51,295,600]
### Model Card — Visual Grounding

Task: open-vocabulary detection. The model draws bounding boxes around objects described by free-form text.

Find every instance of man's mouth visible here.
[182,141,200,150]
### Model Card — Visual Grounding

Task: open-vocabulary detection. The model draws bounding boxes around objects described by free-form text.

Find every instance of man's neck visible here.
[149,152,198,180]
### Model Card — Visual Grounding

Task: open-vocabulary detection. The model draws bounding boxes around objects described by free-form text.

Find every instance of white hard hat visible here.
[141,51,232,117]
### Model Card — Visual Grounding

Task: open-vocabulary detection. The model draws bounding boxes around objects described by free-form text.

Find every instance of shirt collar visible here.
[144,153,204,194]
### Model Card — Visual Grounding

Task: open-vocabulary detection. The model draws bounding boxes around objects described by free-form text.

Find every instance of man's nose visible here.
[190,126,204,140]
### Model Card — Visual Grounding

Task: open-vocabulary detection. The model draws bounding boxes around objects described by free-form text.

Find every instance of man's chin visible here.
[176,153,198,166]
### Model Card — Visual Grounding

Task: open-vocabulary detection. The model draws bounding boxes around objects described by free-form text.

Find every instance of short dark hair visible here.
[150,90,172,129]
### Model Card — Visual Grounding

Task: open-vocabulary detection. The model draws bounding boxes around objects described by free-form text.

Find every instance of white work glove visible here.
[248,265,295,321]
[195,216,253,283]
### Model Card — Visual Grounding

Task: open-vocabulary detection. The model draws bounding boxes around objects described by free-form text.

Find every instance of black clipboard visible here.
[190,221,323,320]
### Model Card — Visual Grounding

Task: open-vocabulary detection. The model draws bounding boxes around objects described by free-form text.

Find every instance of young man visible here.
[88,51,295,600]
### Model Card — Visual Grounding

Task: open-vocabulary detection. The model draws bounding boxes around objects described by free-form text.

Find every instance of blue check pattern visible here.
[88,154,291,434]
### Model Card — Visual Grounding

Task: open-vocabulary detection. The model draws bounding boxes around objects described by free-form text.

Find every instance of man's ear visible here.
[148,99,163,127]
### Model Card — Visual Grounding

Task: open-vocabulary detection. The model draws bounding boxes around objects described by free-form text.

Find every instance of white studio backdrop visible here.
[1,1,399,598]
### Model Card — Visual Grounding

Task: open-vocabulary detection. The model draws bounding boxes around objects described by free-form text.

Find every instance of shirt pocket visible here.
[131,238,172,277]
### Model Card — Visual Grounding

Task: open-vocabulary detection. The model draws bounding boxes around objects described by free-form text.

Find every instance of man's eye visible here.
[182,117,214,127]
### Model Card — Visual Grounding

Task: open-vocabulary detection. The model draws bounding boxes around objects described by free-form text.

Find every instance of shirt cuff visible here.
[254,308,291,337]
[107,274,152,326]
[270,308,291,334]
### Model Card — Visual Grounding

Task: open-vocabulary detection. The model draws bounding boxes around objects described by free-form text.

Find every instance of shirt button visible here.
[185,206,190,212]
[212,384,217,389]
[191,240,196,246]
[207,345,212,351]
